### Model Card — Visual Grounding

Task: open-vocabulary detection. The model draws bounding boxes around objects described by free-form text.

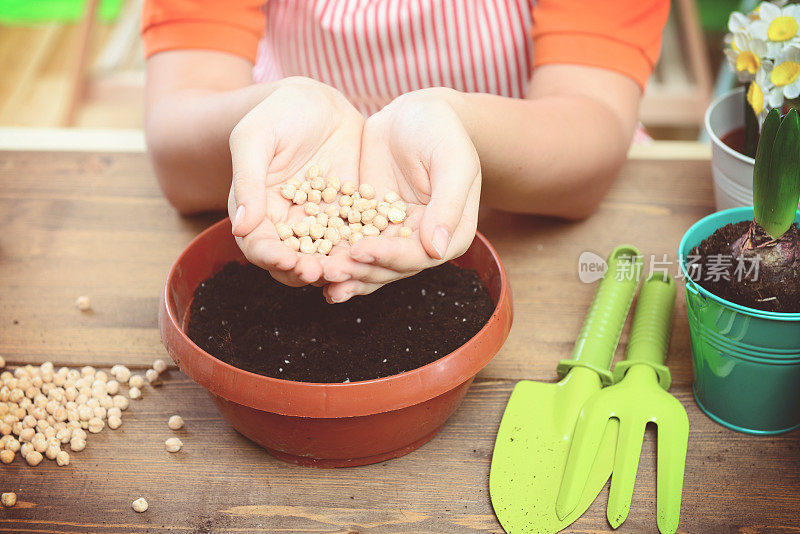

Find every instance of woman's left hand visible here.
[322,90,482,303]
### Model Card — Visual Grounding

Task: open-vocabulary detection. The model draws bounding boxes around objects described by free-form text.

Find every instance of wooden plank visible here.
[0,152,714,387]
[0,375,798,533]
[1,151,798,532]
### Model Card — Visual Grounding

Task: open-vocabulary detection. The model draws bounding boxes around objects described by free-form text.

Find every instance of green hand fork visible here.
[490,245,642,534]
[556,273,689,534]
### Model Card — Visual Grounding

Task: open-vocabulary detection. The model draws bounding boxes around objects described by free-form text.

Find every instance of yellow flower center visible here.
[748,81,764,115]
[768,15,798,41]
[771,60,800,86]
[736,51,760,74]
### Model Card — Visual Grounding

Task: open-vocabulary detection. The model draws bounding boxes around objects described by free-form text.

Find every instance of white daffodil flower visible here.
[750,2,800,55]
[770,44,800,98]
[725,31,769,82]
[748,63,784,124]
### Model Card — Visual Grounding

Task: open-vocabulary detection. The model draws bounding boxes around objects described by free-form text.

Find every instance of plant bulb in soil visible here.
[187,262,495,382]
[689,220,800,313]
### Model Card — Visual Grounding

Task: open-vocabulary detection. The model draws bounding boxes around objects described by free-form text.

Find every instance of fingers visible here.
[417,128,481,261]
[235,222,298,273]
[323,279,383,303]
[349,235,440,273]
[229,118,276,237]
[325,248,414,285]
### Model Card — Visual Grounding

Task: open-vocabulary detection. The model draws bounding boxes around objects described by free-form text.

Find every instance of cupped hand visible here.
[228,77,363,286]
[322,90,481,302]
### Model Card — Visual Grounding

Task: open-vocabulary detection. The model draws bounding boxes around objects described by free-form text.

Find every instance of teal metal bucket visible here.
[678,207,800,435]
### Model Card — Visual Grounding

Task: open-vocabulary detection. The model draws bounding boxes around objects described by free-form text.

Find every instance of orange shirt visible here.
[141,0,669,90]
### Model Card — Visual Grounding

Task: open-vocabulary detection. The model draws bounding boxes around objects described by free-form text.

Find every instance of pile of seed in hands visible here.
[277,165,413,255]
[0,356,168,468]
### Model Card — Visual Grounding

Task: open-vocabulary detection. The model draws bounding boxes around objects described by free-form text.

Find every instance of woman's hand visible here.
[228,77,364,286]
[323,90,481,302]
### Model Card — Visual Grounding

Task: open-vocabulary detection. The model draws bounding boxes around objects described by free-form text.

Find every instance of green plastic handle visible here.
[557,245,642,385]
[612,272,677,389]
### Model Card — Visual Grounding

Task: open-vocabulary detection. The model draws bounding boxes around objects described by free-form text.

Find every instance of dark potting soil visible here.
[720,126,750,156]
[186,261,495,383]
[689,220,800,313]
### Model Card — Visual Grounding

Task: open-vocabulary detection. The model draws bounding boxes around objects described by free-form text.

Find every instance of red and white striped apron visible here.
[253,0,535,115]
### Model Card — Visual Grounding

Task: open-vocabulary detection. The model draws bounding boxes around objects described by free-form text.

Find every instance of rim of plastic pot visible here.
[160,219,513,418]
[678,206,800,321]
[705,86,755,166]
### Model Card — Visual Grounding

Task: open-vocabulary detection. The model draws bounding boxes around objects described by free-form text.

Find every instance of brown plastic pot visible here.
[159,218,513,467]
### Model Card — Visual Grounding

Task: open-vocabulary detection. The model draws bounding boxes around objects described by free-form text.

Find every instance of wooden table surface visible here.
[1,147,798,533]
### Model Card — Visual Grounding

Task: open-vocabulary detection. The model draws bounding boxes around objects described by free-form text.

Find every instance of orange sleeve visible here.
[141,0,266,63]
[531,0,670,89]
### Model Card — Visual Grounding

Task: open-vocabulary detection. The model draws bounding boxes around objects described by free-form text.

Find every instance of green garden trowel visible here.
[556,273,689,534]
[490,245,642,534]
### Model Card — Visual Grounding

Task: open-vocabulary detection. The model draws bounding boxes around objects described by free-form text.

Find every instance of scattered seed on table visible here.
[69,437,86,452]
[113,395,129,410]
[145,369,161,386]
[399,226,413,237]
[56,450,70,466]
[132,497,148,513]
[165,437,183,453]
[128,375,144,389]
[87,418,104,434]
[75,296,91,311]
[107,415,122,430]
[128,387,142,400]
[153,359,168,374]
[114,366,131,384]
[1,493,16,508]
[168,415,184,430]
[0,450,14,464]
[25,450,43,466]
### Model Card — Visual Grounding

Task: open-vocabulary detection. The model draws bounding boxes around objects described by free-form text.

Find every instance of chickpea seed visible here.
[292,190,308,205]
[129,375,144,389]
[1,492,17,508]
[145,369,161,386]
[168,415,184,430]
[153,359,168,374]
[341,181,356,195]
[306,165,320,178]
[276,223,293,240]
[316,213,329,227]
[299,236,316,254]
[324,204,340,218]
[107,415,122,430]
[321,187,337,203]
[324,227,340,245]
[0,450,14,464]
[310,223,326,240]
[128,387,142,400]
[284,236,301,251]
[69,437,86,452]
[349,232,364,245]
[293,220,310,237]
[132,497,148,513]
[317,239,333,255]
[87,418,104,434]
[362,224,379,237]
[25,450,43,466]
[339,195,353,207]
[75,296,91,311]
[307,190,322,204]
[348,209,362,224]
[279,183,296,200]
[358,183,376,199]
[56,450,70,466]
[387,207,406,224]
[361,209,377,223]
[165,437,183,453]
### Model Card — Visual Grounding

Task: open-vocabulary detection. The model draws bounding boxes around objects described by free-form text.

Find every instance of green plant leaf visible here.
[755,108,800,239]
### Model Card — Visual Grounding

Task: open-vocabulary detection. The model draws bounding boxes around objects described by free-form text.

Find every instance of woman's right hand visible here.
[228,77,364,286]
